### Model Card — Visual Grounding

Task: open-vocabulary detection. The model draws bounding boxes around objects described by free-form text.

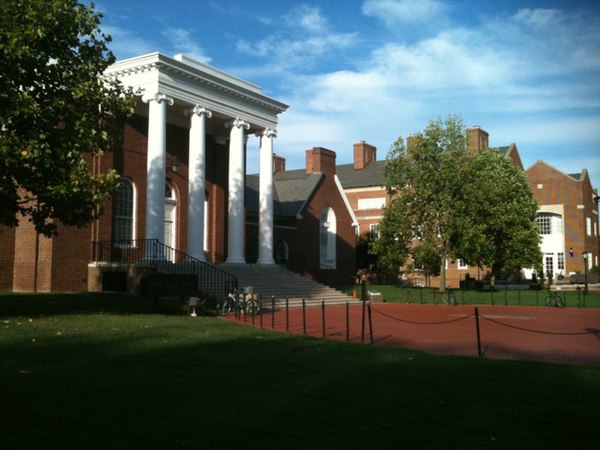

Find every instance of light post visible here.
[582,251,589,295]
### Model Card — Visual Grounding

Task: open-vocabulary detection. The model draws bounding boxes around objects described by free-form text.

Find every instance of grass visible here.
[1,292,599,450]
[358,284,600,307]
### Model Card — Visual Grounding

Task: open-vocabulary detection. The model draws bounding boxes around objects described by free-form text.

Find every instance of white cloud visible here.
[101,25,156,59]
[362,0,447,27]
[285,4,328,33]
[162,28,212,64]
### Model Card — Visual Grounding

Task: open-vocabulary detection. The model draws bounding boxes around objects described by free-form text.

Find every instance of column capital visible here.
[226,118,251,131]
[143,92,174,106]
[256,128,277,139]
[188,105,212,118]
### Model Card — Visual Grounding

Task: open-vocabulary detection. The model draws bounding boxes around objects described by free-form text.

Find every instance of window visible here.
[369,223,380,240]
[545,253,554,278]
[587,217,592,236]
[113,178,134,243]
[537,213,562,235]
[557,253,564,271]
[457,259,468,269]
[358,197,386,210]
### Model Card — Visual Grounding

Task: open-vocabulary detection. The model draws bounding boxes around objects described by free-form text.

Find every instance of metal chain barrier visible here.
[370,305,475,326]
[479,314,597,336]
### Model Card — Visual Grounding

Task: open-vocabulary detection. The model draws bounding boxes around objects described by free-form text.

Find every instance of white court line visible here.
[451,314,537,320]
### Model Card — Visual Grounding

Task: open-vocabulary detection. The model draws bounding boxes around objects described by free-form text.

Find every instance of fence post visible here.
[271,296,275,329]
[259,294,263,328]
[285,296,289,331]
[302,298,306,335]
[361,298,366,343]
[490,289,494,306]
[504,285,507,306]
[475,307,482,357]
[346,301,350,342]
[368,301,373,344]
[322,300,326,338]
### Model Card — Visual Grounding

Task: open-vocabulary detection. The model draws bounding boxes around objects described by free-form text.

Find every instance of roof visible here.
[336,160,386,189]
[490,146,511,157]
[246,170,323,218]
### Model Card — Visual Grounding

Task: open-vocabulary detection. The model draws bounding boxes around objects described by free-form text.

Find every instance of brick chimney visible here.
[467,126,489,155]
[306,147,336,176]
[353,141,377,170]
[273,154,286,174]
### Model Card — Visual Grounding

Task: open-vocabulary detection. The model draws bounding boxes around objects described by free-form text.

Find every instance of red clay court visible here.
[226,303,600,367]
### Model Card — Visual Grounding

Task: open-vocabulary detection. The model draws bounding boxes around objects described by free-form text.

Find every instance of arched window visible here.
[164,181,177,250]
[320,206,337,268]
[536,213,563,235]
[274,238,289,267]
[113,178,135,243]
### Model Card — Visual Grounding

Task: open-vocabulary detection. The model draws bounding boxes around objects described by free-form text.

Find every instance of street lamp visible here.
[582,251,589,295]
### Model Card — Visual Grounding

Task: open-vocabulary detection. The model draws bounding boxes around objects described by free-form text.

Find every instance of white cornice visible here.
[104,52,288,128]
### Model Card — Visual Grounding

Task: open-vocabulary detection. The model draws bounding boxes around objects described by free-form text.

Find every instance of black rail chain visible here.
[371,306,474,326]
[480,315,597,336]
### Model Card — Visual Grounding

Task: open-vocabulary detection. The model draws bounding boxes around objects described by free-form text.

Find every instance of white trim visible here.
[334,174,359,227]
[344,186,386,193]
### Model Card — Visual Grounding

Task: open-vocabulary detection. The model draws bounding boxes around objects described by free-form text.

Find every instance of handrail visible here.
[91,239,237,299]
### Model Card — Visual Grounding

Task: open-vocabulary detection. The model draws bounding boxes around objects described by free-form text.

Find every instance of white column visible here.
[144,92,173,253]
[257,128,276,265]
[187,105,211,261]
[226,118,250,263]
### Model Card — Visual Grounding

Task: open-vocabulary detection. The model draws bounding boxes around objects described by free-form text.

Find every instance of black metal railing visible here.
[92,239,237,299]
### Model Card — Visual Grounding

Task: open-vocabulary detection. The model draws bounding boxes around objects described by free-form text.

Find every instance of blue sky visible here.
[95,0,600,188]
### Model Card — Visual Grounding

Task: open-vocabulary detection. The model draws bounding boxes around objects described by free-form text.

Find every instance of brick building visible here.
[0,53,356,293]
[337,126,598,286]
[526,161,599,279]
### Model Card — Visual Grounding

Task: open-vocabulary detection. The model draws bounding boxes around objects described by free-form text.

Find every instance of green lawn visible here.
[1,292,598,450]
[359,284,600,307]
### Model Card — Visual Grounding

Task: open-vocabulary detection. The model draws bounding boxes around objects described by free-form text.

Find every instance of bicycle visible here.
[442,287,457,305]
[217,287,261,316]
[545,291,564,308]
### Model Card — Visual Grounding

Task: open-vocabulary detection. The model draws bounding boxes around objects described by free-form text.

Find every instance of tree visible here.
[0,0,135,236]
[451,150,542,276]
[371,115,542,290]
[372,115,467,290]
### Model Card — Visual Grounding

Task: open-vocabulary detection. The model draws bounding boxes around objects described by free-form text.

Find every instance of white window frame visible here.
[113,178,136,245]
[457,259,468,270]
[358,197,386,210]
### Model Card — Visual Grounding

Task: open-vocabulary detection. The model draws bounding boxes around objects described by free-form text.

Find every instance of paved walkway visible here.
[226,303,600,367]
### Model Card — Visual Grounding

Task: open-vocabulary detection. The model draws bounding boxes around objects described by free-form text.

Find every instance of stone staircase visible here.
[219,263,358,308]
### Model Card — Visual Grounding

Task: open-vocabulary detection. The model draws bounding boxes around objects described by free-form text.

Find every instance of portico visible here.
[105,53,288,264]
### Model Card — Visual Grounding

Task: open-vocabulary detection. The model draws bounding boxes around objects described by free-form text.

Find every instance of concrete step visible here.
[219,263,355,306]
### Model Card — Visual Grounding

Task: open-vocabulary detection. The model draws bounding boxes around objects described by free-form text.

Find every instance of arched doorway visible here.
[320,207,336,268]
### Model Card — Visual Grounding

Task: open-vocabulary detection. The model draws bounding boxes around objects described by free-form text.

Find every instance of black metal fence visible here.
[91,239,237,300]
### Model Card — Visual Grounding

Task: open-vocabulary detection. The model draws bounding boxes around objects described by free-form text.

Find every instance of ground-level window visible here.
[113,178,135,243]
[557,252,564,271]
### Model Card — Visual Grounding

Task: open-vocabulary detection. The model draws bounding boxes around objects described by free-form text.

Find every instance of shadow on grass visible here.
[1,293,600,449]
[0,291,197,318]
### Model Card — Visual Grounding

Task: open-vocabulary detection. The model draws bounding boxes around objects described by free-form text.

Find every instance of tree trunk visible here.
[439,259,446,292]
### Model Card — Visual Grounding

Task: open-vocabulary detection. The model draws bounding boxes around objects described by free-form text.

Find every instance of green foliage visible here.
[0,0,135,236]
[373,115,468,288]
[371,115,543,284]
[453,151,543,275]
[412,240,441,277]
